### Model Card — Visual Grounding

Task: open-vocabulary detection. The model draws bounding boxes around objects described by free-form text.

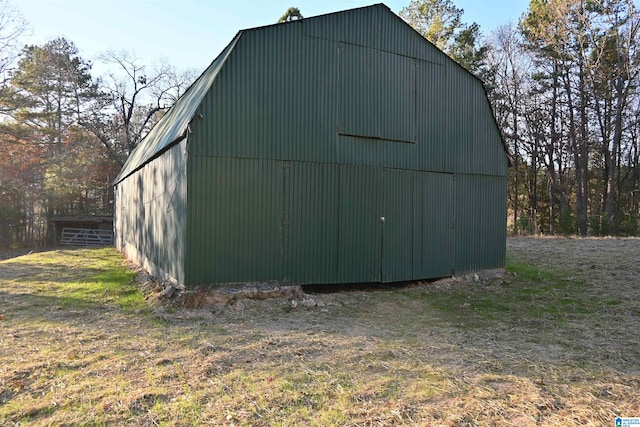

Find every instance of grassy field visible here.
[1,239,639,426]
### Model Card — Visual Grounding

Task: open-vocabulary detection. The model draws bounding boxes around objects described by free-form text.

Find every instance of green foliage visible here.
[490,0,640,236]
[277,7,303,23]
[0,37,119,245]
[557,209,575,236]
[400,0,488,74]
[10,37,100,151]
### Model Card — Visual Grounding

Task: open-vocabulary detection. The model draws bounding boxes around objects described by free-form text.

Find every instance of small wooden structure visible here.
[51,216,113,247]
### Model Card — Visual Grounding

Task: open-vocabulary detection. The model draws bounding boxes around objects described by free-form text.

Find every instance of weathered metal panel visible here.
[338,44,416,143]
[183,159,480,286]
[283,162,340,284]
[382,169,414,282]
[303,4,448,64]
[337,165,382,283]
[415,60,450,172]
[338,43,381,139]
[185,156,283,285]
[413,172,455,279]
[454,174,508,274]
[380,52,416,142]
[114,139,187,284]
[190,4,507,178]
[448,65,509,177]
[193,27,339,165]
[381,169,456,281]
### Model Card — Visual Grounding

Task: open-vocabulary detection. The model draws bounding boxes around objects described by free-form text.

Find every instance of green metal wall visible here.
[191,5,506,177]
[185,156,283,285]
[283,162,340,284]
[115,139,187,284]
[186,158,468,286]
[180,4,508,287]
[454,174,508,273]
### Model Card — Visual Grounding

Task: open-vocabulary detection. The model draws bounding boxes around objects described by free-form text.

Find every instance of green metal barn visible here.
[113,3,509,289]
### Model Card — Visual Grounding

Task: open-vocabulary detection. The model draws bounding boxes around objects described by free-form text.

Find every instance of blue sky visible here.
[16,0,530,75]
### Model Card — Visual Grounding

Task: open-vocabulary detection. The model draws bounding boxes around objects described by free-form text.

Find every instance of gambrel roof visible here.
[115,3,507,184]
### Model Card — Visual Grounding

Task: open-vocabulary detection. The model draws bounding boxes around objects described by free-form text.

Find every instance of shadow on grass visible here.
[0,261,109,284]
[0,247,52,261]
[0,280,145,316]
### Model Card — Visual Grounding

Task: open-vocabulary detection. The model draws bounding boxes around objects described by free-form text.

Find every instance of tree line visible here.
[490,0,640,236]
[0,1,196,247]
[1,0,639,248]
[404,0,640,236]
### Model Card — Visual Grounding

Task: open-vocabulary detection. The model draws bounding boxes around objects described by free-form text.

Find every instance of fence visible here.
[60,228,114,247]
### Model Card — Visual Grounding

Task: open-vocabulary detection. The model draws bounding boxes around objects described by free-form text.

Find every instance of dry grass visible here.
[1,239,639,426]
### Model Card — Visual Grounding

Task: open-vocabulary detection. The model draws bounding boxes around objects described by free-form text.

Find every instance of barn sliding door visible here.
[337,165,382,283]
[382,169,454,282]
[281,163,454,285]
[413,172,454,279]
[282,162,339,284]
[382,169,414,282]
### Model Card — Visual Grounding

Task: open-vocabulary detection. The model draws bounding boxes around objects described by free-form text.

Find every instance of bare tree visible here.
[0,0,26,112]
[85,51,197,165]
[486,24,533,234]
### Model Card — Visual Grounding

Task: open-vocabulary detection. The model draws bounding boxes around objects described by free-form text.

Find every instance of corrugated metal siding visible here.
[191,4,507,177]
[119,4,508,288]
[337,165,382,283]
[283,162,340,284]
[339,43,381,138]
[193,28,338,165]
[413,171,455,278]
[382,169,414,282]
[338,44,416,143]
[115,139,187,283]
[454,174,508,273]
[185,154,472,285]
[114,37,238,184]
[416,60,450,172]
[185,156,283,285]
[303,4,448,64]
[382,169,456,281]
[380,52,416,142]
[448,64,509,177]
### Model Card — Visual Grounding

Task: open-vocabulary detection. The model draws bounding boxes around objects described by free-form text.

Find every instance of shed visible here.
[113,3,509,289]
[52,215,114,245]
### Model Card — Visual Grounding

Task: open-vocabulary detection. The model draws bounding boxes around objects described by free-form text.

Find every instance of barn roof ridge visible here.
[242,3,389,33]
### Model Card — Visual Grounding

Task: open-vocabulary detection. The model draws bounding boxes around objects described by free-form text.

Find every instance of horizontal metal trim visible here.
[338,132,416,144]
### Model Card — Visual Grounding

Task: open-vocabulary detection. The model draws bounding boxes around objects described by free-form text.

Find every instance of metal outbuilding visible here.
[113,3,509,289]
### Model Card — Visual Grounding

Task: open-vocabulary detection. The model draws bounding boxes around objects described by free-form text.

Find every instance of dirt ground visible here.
[1,238,639,426]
